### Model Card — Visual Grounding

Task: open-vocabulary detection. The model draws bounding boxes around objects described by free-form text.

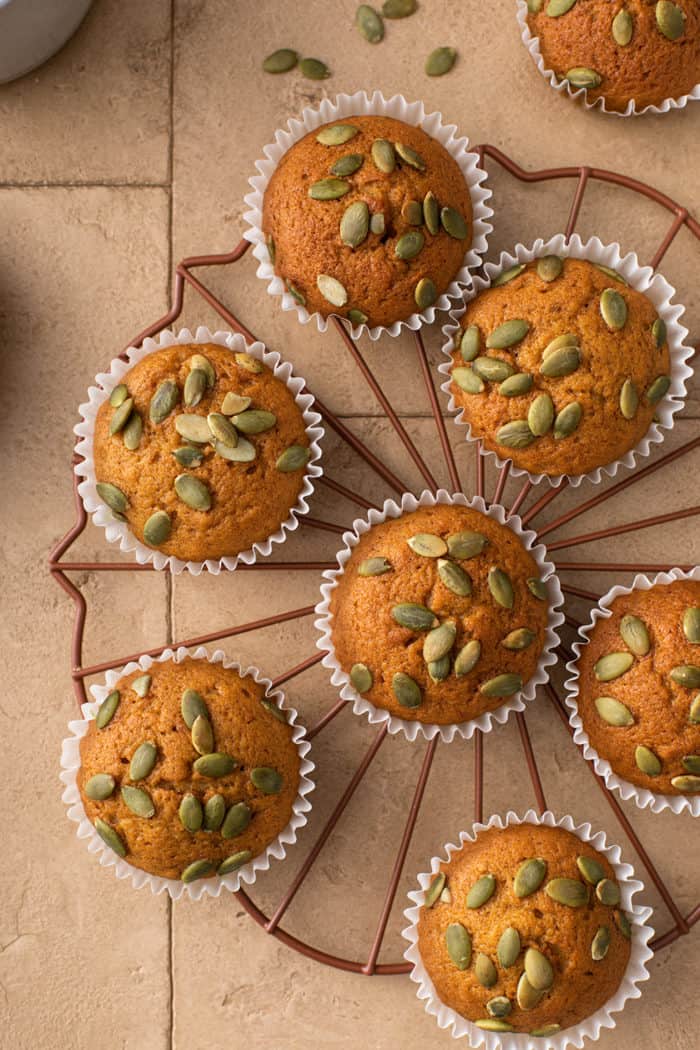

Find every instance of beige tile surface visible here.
[2,1,698,1048]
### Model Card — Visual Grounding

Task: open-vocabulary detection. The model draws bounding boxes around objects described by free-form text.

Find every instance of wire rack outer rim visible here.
[48,144,700,977]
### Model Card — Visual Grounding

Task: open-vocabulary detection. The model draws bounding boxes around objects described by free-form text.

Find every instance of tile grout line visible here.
[167,3,176,1049]
[0,180,169,189]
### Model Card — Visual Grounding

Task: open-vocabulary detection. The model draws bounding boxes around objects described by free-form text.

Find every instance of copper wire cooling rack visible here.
[49,145,700,975]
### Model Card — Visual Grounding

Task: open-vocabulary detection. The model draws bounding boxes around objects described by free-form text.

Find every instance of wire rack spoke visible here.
[546,505,700,553]
[413,330,462,493]
[271,652,325,690]
[515,711,548,815]
[319,474,381,512]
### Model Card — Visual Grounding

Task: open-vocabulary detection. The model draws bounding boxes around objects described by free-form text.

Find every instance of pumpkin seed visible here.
[331,152,364,178]
[395,230,424,261]
[179,793,203,831]
[251,766,283,794]
[395,142,426,171]
[683,755,700,773]
[437,558,472,597]
[370,212,385,235]
[174,474,212,511]
[514,858,546,897]
[123,411,142,450]
[566,66,602,88]
[191,714,214,756]
[392,672,422,708]
[592,927,611,961]
[317,124,358,146]
[222,801,252,838]
[619,379,639,420]
[203,794,226,831]
[475,953,498,988]
[517,973,544,1011]
[645,375,671,404]
[371,138,395,173]
[130,740,157,781]
[415,278,437,310]
[299,57,330,80]
[540,344,581,377]
[382,0,416,15]
[132,674,151,698]
[109,384,128,407]
[149,379,179,423]
[94,819,127,857]
[110,397,134,435]
[85,773,115,801]
[358,556,392,576]
[340,201,370,248]
[174,413,212,443]
[596,879,621,906]
[612,8,633,44]
[218,850,252,875]
[528,393,555,436]
[525,947,554,990]
[473,356,516,382]
[460,325,480,361]
[428,655,451,682]
[475,1020,514,1033]
[184,368,207,409]
[546,0,577,14]
[231,409,276,435]
[440,206,467,240]
[671,774,700,792]
[452,366,484,394]
[486,319,529,349]
[688,695,700,723]
[276,445,310,472]
[424,622,457,663]
[193,752,237,777]
[493,263,526,287]
[96,482,128,515]
[425,46,457,76]
[348,308,369,325]
[286,280,306,305]
[502,627,535,650]
[407,533,447,558]
[423,191,439,235]
[447,530,488,559]
[600,288,628,329]
[308,178,350,201]
[486,997,512,1019]
[656,0,685,39]
[527,0,543,9]
[267,235,275,265]
[262,48,298,73]
[594,264,627,285]
[181,859,215,883]
[261,698,288,723]
[445,923,472,969]
[316,274,348,307]
[634,745,661,776]
[350,663,373,693]
[683,607,700,643]
[207,411,238,447]
[454,639,481,676]
[425,872,446,907]
[96,690,120,729]
[237,352,263,375]
[527,578,547,601]
[594,696,634,726]
[553,401,582,439]
[615,910,632,939]
[181,689,208,728]
[190,354,216,386]
[467,874,496,908]
[500,373,533,397]
[652,318,667,348]
[545,877,588,907]
[215,437,256,462]
[440,885,452,904]
[143,510,172,547]
[497,927,521,968]
[356,3,384,42]
[531,1025,561,1037]
[537,255,563,281]
[488,566,514,608]
[619,613,650,656]
[594,651,634,681]
[401,199,422,225]
[543,332,578,358]
[391,603,437,630]
[670,665,700,688]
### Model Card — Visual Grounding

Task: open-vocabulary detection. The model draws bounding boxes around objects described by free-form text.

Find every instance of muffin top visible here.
[417,823,632,1035]
[527,0,700,112]
[575,578,700,796]
[448,257,671,479]
[328,504,551,726]
[93,343,312,563]
[78,657,302,882]
[262,114,474,329]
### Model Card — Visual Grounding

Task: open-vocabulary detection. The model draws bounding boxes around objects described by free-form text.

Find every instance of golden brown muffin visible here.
[262,114,474,328]
[448,257,671,479]
[417,823,633,1035]
[328,504,551,726]
[93,343,313,562]
[78,657,302,882]
[575,578,700,796]
[527,0,700,112]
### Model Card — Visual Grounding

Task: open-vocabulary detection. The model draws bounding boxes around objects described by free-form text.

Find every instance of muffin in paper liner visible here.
[242,89,493,341]
[565,566,700,817]
[59,645,315,900]
[314,489,565,743]
[402,809,654,1050]
[74,325,324,575]
[516,0,700,117]
[439,232,693,489]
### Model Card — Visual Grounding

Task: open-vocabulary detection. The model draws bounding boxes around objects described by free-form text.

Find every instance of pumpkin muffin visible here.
[526,0,700,112]
[328,503,551,726]
[447,257,671,479]
[417,823,633,1035]
[574,578,700,797]
[92,343,313,563]
[78,657,303,882]
[262,114,474,328]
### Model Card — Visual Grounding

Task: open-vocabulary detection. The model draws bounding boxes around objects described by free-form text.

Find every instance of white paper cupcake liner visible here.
[516,0,700,117]
[403,809,654,1050]
[74,326,324,575]
[314,489,565,743]
[439,233,693,489]
[242,89,493,341]
[565,566,700,817]
[59,645,315,900]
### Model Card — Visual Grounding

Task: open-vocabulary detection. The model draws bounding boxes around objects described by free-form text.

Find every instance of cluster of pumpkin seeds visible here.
[425,851,628,1033]
[88,677,288,882]
[349,529,548,709]
[262,49,332,81]
[592,603,700,792]
[97,352,310,547]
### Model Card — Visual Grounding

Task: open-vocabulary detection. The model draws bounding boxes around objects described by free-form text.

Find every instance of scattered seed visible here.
[472,355,516,382]
[191,714,214,756]
[299,57,331,80]
[370,212,385,235]
[688,695,700,723]
[423,191,439,235]
[425,46,457,76]
[530,1025,561,1037]
[110,397,134,435]
[251,766,283,794]
[476,1020,514,1033]
[645,375,671,404]
[262,48,298,73]
[286,280,306,305]
[348,308,369,325]
[525,947,554,990]
[235,352,263,374]
[502,627,535,650]
[548,0,579,21]
[423,622,457,664]
[671,774,700,792]
[486,997,512,1019]
[615,910,632,938]
[203,794,226,831]
[356,3,384,42]
[497,420,536,449]
[261,698,288,723]
[382,0,416,14]
[174,414,212,444]
[231,409,276,435]
[215,437,256,462]
[652,318,667,349]
[527,578,547,601]
[543,332,579,358]
[184,368,207,409]
[620,613,650,655]
[683,607,700,644]
[600,288,628,329]
[517,972,544,1011]
[428,655,450,682]
[109,384,128,408]
[540,345,581,377]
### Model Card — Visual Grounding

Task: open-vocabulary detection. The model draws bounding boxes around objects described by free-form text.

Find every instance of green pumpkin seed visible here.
[401,199,423,226]
[415,278,437,310]
[553,401,582,439]
[527,0,543,9]
[595,264,627,285]
[356,3,384,42]
[467,874,496,909]
[276,445,310,472]
[683,607,700,643]
[600,288,628,329]
[130,740,157,781]
[308,178,350,201]
[261,698,287,723]
[207,412,237,447]
[452,366,484,394]
[407,533,447,558]
[370,212,385,235]
[348,308,369,325]
[149,379,179,423]
[594,696,634,726]
[203,794,225,831]
[428,655,451,682]
[181,689,208,728]
[486,319,529,349]
[437,558,472,597]
[193,752,237,777]
[218,850,252,875]
[656,0,685,39]
[424,622,457,663]
[527,578,547,601]
[350,663,373,693]
[620,614,650,655]
[395,141,426,171]
[395,230,424,261]
[447,530,488,559]
[493,263,526,287]
[514,858,546,897]
[540,344,581,377]
[85,773,115,801]
[440,206,467,239]
[612,8,633,44]
[383,0,416,15]
[537,255,563,281]
[546,0,577,14]
[317,124,358,146]
[391,603,437,630]
[174,474,212,511]
[392,672,422,708]
[497,420,536,450]
[530,1026,561,1037]
[235,352,263,374]
[475,953,498,988]
[488,567,514,609]
[316,274,348,307]
[231,409,276,435]
[191,714,214,756]
[460,325,480,361]
[517,973,544,1011]
[445,923,472,969]
[423,191,439,235]
[502,627,535,650]
[543,332,579,357]
[215,437,256,462]
[251,766,283,794]
[596,878,621,906]
[566,66,602,88]
[594,651,634,681]
[486,997,512,1019]
[110,383,128,407]
[645,375,671,404]
[131,674,151,698]
[184,368,207,409]
[425,46,457,76]
[425,871,446,907]
[481,673,523,697]
[96,482,128,515]
[683,755,700,774]
[545,877,588,907]
[440,884,452,904]
[358,556,392,576]
[652,318,667,349]
[331,153,364,177]
[671,774,700,792]
[670,664,700,688]
[178,793,203,831]
[454,639,481,676]
[475,1020,514,1033]
[96,690,120,729]
[525,947,553,990]
[110,397,134,435]
[688,695,700,723]
[143,510,171,547]
[528,393,555,436]
[123,411,142,450]
[340,201,370,249]
[619,379,639,420]
[262,48,298,73]
[634,745,661,776]
[472,356,516,382]
[615,910,632,939]
[299,57,331,80]
[286,280,306,305]
[181,859,215,883]
[500,373,533,397]
[174,413,212,444]
[222,801,252,838]
[221,390,252,414]
[371,138,395,173]
[497,927,521,968]
[189,353,216,386]
[576,854,606,884]
[94,819,127,858]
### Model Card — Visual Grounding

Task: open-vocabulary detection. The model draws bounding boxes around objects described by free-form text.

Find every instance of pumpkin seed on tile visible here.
[262,48,298,73]
[488,567,514,609]
[340,201,370,248]
[316,274,348,307]
[497,927,521,968]
[371,138,395,173]
[395,142,426,171]
[96,690,120,729]
[316,124,358,146]
[251,766,283,794]
[545,877,588,907]
[497,419,536,449]
[358,556,392,576]
[181,689,208,728]
[143,510,172,548]
[540,344,581,377]
[681,755,700,774]
[123,411,142,450]
[131,674,151,698]
[85,773,116,801]
[109,396,134,435]
[94,819,127,858]
[500,372,533,397]
[502,627,535,650]
[527,578,548,601]
[619,614,650,655]
[528,393,554,436]
[391,603,438,630]
[525,947,554,990]
[460,325,480,361]
[656,0,685,39]
[452,366,484,394]
[652,317,667,349]
[467,874,496,908]
[688,695,700,723]
[350,663,373,693]
[191,714,214,756]
[425,46,457,76]
[392,672,422,708]
[486,997,512,1019]
[383,0,416,15]
[683,607,700,643]
[181,859,215,883]
[193,752,237,777]
[174,413,212,444]
[130,740,157,781]
[440,206,467,239]
[424,871,446,908]
[596,879,621,906]
[423,622,457,664]
[356,3,384,42]
[395,230,424,261]
[149,379,179,424]
[619,379,639,420]
[476,1020,514,1033]
[109,383,128,408]
[594,652,634,681]
[671,774,700,792]
[203,793,226,831]
[553,401,582,439]
[514,858,546,897]
[486,319,529,349]
[407,533,447,558]
[428,655,451,683]
[475,953,498,988]
[517,973,544,1011]
[96,482,128,515]
[493,263,526,287]
[286,280,306,305]
[331,151,365,177]
[454,639,481,676]
[276,445,310,472]
[218,851,252,875]
[594,696,634,726]
[308,178,350,201]
[612,8,634,44]
[178,793,203,831]
[445,922,472,969]
[174,474,212,511]
[437,558,472,597]
[231,409,276,434]
[415,278,437,310]
[670,664,700,688]
[215,437,256,462]
[447,530,488,559]
[537,255,563,281]
[299,57,331,80]
[184,367,207,408]
[566,66,602,88]
[221,801,252,838]
[472,356,516,382]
